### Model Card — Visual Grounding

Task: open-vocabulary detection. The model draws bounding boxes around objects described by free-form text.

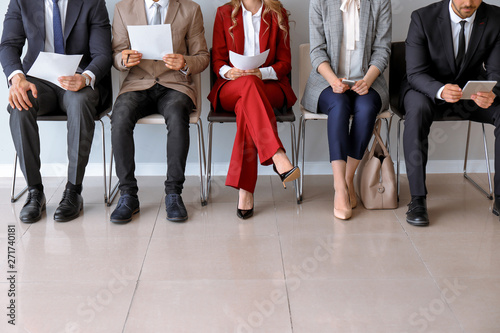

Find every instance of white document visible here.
[27,52,83,89]
[229,50,270,70]
[127,24,173,60]
[461,80,497,100]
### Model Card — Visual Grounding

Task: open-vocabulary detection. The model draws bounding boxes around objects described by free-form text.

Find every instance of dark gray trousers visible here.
[403,89,500,197]
[8,76,100,187]
[111,84,193,195]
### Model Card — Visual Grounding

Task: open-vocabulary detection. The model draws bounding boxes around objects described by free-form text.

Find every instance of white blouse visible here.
[219,3,278,81]
[337,0,364,81]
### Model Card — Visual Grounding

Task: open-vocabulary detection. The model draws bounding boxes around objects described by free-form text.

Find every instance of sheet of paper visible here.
[27,52,83,89]
[127,24,173,60]
[229,50,270,70]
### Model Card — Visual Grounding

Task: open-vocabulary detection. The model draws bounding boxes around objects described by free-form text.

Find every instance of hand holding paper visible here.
[27,52,83,89]
[127,25,173,60]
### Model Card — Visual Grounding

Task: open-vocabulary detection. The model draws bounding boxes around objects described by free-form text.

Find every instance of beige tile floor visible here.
[0,173,499,333]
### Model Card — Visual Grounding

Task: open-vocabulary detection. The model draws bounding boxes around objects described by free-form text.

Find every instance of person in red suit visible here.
[208,0,299,219]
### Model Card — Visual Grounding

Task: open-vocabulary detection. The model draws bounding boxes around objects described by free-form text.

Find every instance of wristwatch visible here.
[82,74,90,86]
[180,61,189,74]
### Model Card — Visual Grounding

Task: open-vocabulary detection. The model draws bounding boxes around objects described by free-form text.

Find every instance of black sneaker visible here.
[110,194,140,224]
[165,194,188,222]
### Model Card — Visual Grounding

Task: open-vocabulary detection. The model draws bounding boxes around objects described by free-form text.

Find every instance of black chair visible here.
[390,41,493,200]
[206,51,299,202]
[11,97,112,203]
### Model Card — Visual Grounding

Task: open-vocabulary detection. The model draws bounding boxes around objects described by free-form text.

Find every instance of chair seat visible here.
[36,108,111,122]
[300,106,392,120]
[208,108,296,123]
[136,111,201,125]
[392,106,481,122]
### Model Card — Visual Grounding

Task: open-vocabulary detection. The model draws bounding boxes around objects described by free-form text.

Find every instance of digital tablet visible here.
[461,81,497,100]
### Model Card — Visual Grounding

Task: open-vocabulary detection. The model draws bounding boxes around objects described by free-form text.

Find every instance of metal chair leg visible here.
[206,121,214,201]
[196,119,208,206]
[11,153,28,203]
[289,122,300,204]
[98,119,108,204]
[396,118,403,201]
[107,146,120,206]
[463,121,494,200]
[297,115,306,203]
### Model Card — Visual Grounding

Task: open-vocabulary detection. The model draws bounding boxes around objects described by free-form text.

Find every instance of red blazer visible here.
[207,4,297,111]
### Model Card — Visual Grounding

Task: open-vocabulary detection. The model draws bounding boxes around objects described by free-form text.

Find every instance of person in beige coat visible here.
[110,0,209,224]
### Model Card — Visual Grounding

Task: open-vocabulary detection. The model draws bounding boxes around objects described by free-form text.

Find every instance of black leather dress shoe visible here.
[165,194,188,222]
[19,189,46,223]
[493,196,500,217]
[54,189,83,222]
[110,194,140,224]
[406,197,429,227]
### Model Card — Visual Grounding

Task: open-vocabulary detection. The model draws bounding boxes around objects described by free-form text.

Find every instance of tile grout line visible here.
[393,209,466,332]
[274,198,295,333]
[121,195,163,333]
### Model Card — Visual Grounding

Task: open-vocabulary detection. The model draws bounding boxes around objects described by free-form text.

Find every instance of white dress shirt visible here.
[436,0,476,99]
[9,0,96,87]
[144,0,169,25]
[337,0,364,81]
[220,3,278,81]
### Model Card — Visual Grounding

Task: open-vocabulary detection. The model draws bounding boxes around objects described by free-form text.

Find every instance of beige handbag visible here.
[356,119,398,209]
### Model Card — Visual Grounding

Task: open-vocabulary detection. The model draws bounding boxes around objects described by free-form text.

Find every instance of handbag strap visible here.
[368,118,390,158]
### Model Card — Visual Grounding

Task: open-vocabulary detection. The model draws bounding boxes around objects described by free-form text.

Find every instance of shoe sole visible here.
[406,218,429,227]
[20,204,46,223]
[54,206,83,223]
[110,209,140,224]
[281,168,300,188]
[167,215,188,223]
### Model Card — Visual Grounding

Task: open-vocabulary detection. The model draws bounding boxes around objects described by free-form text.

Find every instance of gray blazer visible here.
[302,0,392,113]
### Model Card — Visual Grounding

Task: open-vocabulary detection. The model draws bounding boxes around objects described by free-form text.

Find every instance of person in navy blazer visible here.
[0,0,112,223]
[401,0,500,226]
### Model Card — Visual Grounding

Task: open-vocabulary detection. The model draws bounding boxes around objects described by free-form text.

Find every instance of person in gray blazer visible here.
[302,0,391,220]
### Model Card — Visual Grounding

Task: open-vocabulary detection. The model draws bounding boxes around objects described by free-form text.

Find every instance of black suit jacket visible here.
[0,0,112,105]
[402,0,500,106]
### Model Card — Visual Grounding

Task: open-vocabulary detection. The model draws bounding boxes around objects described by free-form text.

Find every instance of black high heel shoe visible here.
[237,206,254,219]
[237,193,254,219]
[273,165,300,189]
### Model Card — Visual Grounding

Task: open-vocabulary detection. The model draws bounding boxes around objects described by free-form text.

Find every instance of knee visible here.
[319,90,350,116]
[112,94,141,127]
[403,91,433,122]
[65,89,98,108]
[111,110,136,133]
[165,110,189,132]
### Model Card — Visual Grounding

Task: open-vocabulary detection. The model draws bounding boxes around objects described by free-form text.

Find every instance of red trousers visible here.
[218,76,286,193]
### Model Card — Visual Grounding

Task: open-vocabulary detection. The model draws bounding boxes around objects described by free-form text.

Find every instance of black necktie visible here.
[456,20,466,69]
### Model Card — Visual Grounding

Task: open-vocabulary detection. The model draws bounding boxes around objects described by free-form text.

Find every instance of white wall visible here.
[0,0,494,178]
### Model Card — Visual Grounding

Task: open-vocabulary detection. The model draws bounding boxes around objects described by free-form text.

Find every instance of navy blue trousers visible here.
[318,87,381,161]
